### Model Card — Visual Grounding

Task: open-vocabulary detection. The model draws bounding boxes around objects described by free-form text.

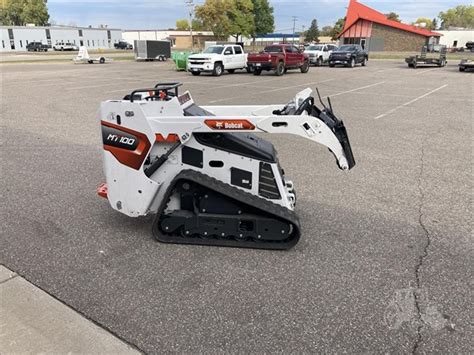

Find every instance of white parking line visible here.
[203,76,291,90]
[323,81,385,98]
[374,84,448,119]
[414,67,440,75]
[373,68,399,74]
[208,78,335,104]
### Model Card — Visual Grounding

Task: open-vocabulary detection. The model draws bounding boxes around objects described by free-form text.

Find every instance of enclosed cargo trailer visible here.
[134,40,171,61]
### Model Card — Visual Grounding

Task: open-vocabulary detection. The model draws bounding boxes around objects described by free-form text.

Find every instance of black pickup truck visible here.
[329,44,368,68]
[26,42,49,52]
[114,41,133,50]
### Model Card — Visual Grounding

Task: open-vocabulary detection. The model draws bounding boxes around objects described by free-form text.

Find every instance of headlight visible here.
[346,53,352,58]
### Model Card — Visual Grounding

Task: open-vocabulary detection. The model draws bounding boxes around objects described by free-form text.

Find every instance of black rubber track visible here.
[152,169,300,250]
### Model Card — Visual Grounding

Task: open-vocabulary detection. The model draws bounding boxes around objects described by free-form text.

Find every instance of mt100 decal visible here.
[101,121,151,170]
[102,125,138,150]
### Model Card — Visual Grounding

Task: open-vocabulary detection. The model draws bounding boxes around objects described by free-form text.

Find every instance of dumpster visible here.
[174,51,195,71]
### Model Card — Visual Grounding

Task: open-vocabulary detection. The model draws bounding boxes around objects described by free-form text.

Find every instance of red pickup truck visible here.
[247,44,310,76]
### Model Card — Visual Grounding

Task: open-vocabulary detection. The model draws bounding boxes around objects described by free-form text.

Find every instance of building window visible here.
[73,40,76,44]
[78,29,83,37]
[45,29,51,39]
[453,40,458,47]
[19,40,22,47]
[2,40,4,48]
[103,40,105,46]
[87,40,90,46]
[80,40,84,46]
[10,40,15,50]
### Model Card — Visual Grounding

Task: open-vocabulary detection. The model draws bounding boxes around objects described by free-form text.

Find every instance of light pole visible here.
[186,0,194,51]
[292,16,298,44]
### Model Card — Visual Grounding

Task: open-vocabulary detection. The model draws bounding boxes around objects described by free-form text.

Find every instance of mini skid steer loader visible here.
[98,82,355,250]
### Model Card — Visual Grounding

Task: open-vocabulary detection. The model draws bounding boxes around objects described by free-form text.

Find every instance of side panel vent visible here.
[259,163,281,200]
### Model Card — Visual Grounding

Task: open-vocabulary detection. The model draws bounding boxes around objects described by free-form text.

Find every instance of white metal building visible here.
[123,30,214,47]
[0,26,122,52]
[438,29,474,49]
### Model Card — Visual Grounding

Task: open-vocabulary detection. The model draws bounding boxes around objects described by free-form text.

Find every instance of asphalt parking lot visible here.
[1,59,472,353]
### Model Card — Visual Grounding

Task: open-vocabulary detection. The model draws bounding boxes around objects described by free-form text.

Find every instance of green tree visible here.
[176,19,189,30]
[195,0,254,40]
[305,19,320,42]
[192,19,206,31]
[413,17,433,29]
[251,0,274,41]
[195,0,233,39]
[0,4,8,25]
[22,0,49,25]
[1,0,49,26]
[228,0,254,41]
[330,17,345,40]
[320,25,333,36]
[385,12,401,22]
[1,0,23,25]
[439,5,474,29]
[432,18,438,30]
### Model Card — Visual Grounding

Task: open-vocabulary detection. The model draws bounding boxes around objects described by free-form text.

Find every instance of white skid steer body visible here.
[98,82,355,249]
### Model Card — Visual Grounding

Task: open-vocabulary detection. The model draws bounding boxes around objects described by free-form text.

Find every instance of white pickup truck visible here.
[304,43,338,66]
[187,44,247,76]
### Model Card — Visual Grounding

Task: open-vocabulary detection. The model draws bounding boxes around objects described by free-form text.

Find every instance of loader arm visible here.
[146,113,353,170]
[145,88,355,170]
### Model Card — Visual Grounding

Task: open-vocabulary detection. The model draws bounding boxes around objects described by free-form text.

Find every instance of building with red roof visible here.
[338,0,441,51]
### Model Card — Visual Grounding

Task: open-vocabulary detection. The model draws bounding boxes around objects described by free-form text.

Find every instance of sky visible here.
[48,0,467,31]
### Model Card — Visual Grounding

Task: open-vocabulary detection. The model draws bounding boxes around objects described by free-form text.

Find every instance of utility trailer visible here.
[134,40,171,62]
[73,46,111,64]
[405,46,447,69]
[458,59,474,72]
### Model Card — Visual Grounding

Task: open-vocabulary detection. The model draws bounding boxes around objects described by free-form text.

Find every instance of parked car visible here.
[305,44,338,66]
[458,59,474,72]
[329,44,368,68]
[26,42,49,52]
[247,44,310,76]
[114,41,133,50]
[187,44,247,76]
[53,42,79,51]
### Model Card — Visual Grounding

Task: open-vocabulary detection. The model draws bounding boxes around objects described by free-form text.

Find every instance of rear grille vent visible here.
[259,162,281,200]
